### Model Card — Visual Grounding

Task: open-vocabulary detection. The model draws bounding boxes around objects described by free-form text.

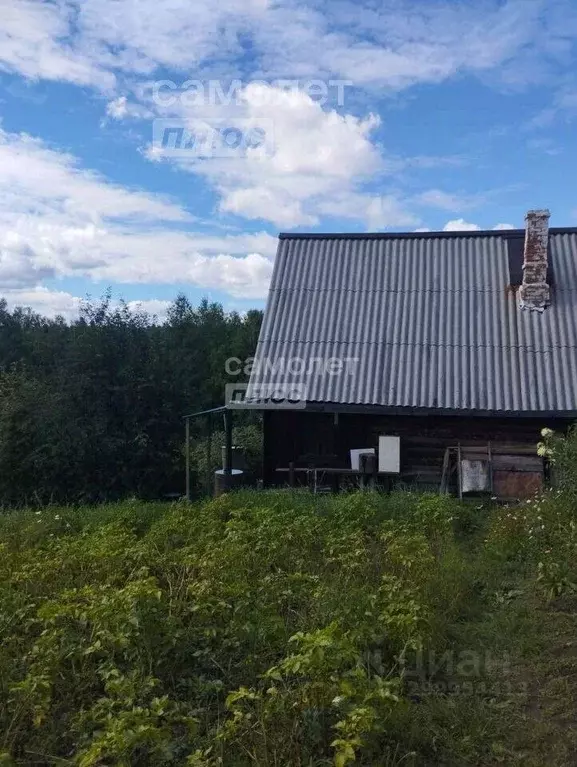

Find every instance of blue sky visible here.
[1,0,577,319]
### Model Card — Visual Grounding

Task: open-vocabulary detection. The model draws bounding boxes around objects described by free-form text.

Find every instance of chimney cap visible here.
[526,209,551,220]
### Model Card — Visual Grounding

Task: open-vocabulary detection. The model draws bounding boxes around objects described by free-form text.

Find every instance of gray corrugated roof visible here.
[247,229,577,413]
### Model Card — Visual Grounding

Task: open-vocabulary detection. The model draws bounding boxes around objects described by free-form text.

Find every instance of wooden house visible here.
[241,211,577,498]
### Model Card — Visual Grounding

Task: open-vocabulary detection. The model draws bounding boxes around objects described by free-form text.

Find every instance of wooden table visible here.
[275,466,388,492]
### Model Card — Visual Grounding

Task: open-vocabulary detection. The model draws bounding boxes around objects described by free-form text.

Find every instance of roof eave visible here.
[261,402,577,419]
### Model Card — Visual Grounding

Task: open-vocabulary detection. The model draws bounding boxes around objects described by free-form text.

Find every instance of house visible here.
[243,210,577,498]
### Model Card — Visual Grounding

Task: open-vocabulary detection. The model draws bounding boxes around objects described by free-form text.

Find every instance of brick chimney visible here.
[519,209,551,311]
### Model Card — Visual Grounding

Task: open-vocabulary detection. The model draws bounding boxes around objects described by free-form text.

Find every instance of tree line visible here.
[0,294,262,506]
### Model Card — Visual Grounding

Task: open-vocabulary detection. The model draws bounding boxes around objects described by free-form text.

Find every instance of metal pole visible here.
[457,443,463,500]
[206,414,212,494]
[224,409,233,475]
[185,416,191,501]
[488,441,493,495]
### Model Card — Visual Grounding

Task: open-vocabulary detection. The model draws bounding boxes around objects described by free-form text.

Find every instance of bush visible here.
[485,427,577,599]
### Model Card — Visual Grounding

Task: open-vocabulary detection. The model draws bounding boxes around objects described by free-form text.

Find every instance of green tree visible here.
[0,293,263,505]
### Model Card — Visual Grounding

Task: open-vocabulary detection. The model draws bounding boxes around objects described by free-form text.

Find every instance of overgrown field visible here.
[2,441,577,765]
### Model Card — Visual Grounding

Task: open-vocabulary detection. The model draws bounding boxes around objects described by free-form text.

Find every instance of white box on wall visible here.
[378,436,400,474]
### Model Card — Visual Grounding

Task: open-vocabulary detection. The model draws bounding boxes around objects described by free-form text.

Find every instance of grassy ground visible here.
[0,488,576,766]
[506,596,577,765]
[403,495,577,766]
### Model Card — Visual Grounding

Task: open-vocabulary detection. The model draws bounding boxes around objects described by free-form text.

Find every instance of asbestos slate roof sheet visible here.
[247,229,577,413]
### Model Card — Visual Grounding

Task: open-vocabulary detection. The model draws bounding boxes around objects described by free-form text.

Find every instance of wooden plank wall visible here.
[263,411,571,490]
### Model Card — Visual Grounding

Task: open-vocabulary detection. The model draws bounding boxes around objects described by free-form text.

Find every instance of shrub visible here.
[486,426,577,599]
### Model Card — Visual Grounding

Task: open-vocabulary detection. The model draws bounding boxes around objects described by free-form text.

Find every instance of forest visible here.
[0,295,262,506]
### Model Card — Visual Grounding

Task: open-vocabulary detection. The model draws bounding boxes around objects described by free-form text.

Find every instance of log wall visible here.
[263,410,572,492]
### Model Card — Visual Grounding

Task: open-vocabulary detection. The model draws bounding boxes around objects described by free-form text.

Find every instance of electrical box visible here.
[378,436,400,474]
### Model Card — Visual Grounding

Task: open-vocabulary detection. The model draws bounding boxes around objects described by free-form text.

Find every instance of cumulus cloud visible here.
[443,219,481,232]
[213,86,383,227]
[442,220,517,232]
[146,83,413,229]
[0,129,277,300]
[185,252,273,298]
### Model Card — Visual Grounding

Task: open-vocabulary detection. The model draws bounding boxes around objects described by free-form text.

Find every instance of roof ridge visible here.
[278,228,577,240]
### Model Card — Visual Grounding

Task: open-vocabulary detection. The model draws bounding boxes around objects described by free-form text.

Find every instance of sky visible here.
[1,0,577,321]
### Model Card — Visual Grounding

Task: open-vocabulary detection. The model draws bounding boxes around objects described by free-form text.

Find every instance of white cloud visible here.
[0,129,277,298]
[2,0,574,239]
[0,130,190,224]
[220,188,318,228]
[2,287,174,322]
[0,0,115,90]
[78,230,275,297]
[2,0,573,298]
[0,0,267,90]
[3,0,576,97]
[443,219,481,232]
[105,96,153,120]
[2,287,82,320]
[124,298,172,321]
[185,252,273,298]
[250,0,577,92]
[441,220,517,232]
[212,85,383,228]
[77,0,268,73]
[148,83,394,228]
